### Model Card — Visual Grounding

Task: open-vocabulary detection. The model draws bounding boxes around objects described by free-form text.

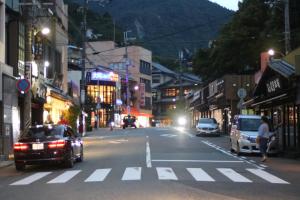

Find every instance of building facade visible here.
[249,48,300,155]
[85,41,153,127]
[0,0,20,159]
[152,62,201,126]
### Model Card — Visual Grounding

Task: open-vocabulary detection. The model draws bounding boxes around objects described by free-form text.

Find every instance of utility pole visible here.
[178,50,184,102]
[284,0,291,54]
[124,31,130,115]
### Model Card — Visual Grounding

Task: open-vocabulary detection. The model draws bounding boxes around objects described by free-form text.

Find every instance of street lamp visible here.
[268,49,285,58]
[41,27,50,35]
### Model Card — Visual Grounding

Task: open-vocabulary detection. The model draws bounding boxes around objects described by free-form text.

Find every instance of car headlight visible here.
[178,117,187,126]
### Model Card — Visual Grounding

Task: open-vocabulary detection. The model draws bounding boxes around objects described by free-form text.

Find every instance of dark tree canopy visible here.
[193,0,299,83]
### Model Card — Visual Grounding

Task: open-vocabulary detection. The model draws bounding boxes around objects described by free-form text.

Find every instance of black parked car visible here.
[14,125,83,171]
[122,115,137,129]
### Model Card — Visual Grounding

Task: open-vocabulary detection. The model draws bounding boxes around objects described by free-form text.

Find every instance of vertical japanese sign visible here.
[140,83,145,107]
[24,61,32,81]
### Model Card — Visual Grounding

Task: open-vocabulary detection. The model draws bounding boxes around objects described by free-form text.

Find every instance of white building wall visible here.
[0,0,5,63]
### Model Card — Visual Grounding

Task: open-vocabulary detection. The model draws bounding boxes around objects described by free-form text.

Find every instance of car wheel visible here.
[15,162,25,171]
[236,142,241,156]
[65,150,74,168]
[77,146,84,162]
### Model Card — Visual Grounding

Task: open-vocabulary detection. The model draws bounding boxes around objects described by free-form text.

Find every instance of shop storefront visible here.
[86,70,118,128]
[251,59,300,153]
[43,87,72,124]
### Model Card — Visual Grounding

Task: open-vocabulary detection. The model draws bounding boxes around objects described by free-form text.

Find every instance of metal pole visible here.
[284,0,291,54]
[124,31,130,115]
[179,50,183,101]
[80,0,88,131]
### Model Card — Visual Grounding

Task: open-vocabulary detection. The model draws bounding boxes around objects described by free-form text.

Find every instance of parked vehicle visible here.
[122,115,137,129]
[230,115,277,155]
[14,125,83,171]
[196,118,220,136]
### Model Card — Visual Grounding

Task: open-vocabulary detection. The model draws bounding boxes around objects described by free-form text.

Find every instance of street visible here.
[0,127,299,200]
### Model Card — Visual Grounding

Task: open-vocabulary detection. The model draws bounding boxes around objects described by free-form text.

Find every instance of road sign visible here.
[16,79,31,94]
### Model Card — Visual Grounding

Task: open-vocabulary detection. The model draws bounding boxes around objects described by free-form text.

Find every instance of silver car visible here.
[196,118,220,136]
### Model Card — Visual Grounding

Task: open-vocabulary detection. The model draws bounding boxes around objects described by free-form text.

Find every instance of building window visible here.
[163,88,178,97]
[141,97,151,110]
[18,22,25,76]
[140,60,151,75]
[87,85,115,104]
[152,75,160,83]
[140,78,151,93]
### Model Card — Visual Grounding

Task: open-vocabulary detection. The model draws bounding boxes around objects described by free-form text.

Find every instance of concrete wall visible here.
[0,0,5,63]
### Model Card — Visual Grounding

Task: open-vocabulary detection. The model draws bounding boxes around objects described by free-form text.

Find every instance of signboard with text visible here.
[266,77,282,95]
[140,83,145,107]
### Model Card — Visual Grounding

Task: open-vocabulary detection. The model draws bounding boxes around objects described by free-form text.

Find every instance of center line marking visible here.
[151,160,244,163]
[146,140,152,168]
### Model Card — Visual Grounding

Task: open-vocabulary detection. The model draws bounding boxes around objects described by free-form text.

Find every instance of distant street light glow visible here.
[41,27,50,35]
[268,49,275,56]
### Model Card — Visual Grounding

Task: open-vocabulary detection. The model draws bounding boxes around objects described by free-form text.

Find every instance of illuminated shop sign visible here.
[91,72,118,82]
[266,77,282,94]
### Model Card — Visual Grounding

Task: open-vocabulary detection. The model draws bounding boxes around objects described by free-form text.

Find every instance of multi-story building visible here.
[152,62,201,126]
[85,41,153,127]
[0,0,20,159]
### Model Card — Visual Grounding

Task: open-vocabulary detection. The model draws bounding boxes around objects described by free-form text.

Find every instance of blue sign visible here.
[16,79,31,94]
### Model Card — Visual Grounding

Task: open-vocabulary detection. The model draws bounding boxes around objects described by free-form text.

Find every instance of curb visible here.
[0,160,14,169]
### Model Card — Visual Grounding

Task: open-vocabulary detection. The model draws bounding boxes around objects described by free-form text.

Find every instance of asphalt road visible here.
[0,127,299,200]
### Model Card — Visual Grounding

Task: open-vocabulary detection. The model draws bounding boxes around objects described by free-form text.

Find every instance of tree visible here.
[193,0,285,82]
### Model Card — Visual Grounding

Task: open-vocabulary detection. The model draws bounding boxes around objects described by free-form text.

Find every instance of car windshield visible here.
[238,118,261,132]
[199,118,217,124]
[20,126,64,139]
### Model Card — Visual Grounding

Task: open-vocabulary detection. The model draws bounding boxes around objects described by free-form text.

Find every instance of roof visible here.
[182,73,201,82]
[268,59,295,78]
[152,62,176,75]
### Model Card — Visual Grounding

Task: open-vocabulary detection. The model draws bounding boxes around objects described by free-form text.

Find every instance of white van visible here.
[230,115,262,155]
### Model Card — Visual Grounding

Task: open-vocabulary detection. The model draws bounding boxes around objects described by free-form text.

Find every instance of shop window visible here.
[163,88,178,97]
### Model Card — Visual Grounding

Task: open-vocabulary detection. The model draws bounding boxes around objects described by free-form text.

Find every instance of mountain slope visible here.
[75,0,233,58]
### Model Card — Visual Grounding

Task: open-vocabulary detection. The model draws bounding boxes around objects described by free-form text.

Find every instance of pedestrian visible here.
[257,116,270,162]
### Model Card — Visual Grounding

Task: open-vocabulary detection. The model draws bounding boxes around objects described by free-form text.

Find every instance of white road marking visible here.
[160,134,177,138]
[185,132,195,138]
[84,169,111,182]
[152,159,244,163]
[187,168,215,182]
[259,164,268,168]
[122,167,142,181]
[217,168,252,183]
[202,141,263,169]
[247,169,289,184]
[47,170,81,184]
[10,172,52,186]
[146,141,152,168]
[156,167,178,180]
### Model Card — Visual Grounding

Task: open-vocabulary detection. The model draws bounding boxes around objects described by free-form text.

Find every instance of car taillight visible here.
[14,143,29,151]
[48,140,66,149]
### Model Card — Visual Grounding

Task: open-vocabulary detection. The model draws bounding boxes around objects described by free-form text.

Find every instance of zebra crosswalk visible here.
[9,167,290,186]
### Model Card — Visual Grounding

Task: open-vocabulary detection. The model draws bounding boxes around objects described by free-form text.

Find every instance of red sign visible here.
[140,83,145,107]
[16,79,31,94]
